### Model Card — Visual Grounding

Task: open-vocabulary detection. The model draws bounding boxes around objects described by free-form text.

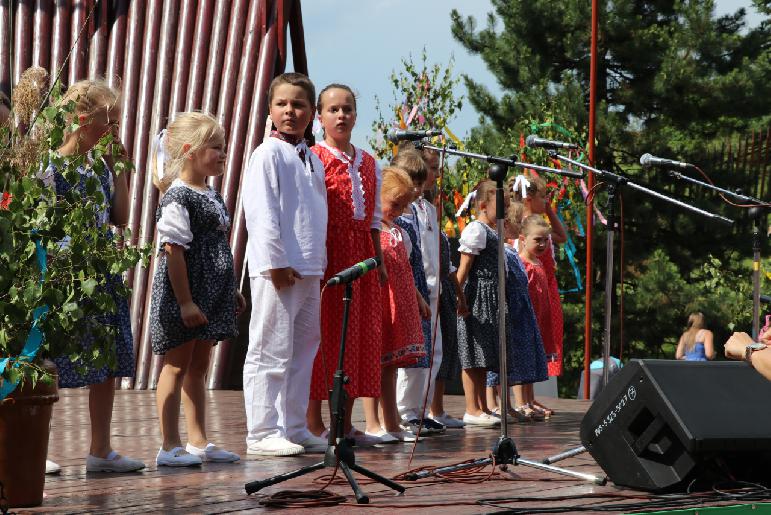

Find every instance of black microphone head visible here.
[640,153,653,166]
[488,164,508,182]
[525,134,537,147]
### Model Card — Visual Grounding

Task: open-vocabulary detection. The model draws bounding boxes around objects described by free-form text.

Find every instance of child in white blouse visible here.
[150,112,245,467]
[241,73,329,456]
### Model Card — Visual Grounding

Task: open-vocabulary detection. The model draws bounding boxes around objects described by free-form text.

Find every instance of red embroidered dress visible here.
[380,225,425,367]
[541,243,564,376]
[309,143,383,400]
[522,257,556,375]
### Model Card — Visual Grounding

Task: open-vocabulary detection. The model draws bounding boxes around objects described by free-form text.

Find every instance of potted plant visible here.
[0,67,148,507]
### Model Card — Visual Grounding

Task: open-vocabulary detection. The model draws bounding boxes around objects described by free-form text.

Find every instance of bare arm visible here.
[725,332,771,381]
[165,243,207,327]
[703,330,716,360]
[106,139,130,227]
[450,270,468,316]
[544,201,567,244]
[371,228,387,284]
[675,334,686,360]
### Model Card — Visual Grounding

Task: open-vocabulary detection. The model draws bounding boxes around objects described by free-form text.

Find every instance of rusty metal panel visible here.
[1,0,308,389]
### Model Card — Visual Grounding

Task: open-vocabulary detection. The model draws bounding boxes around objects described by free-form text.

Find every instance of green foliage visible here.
[450,2,771,397]
[369,50,463,160]
[0,79,149,388]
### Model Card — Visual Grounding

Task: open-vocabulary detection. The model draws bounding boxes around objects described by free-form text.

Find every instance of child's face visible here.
[411,179,424,201]
[423,152,439,189]
[269,84,314,137]
[521,228,550,257]
[190,133,227,177]
[382,190,413,223]
[80,105,120,149]
[318,88,356,141]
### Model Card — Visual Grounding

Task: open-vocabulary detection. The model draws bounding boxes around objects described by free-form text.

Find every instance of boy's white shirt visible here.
[413,197,440,298]
[242,137,328,278]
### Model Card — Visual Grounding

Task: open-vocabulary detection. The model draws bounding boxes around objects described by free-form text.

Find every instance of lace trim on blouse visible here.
[318,140,366,220]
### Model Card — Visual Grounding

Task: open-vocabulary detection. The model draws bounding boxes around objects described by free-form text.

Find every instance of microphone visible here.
[525,135,579,150]
[327,257,381,286]
[385,129,442,142]
[639,153,694,170]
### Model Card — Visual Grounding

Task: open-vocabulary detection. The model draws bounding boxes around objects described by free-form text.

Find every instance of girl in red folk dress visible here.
[513,173,566,418]
[363,167,426,443]
[306,84,385,445]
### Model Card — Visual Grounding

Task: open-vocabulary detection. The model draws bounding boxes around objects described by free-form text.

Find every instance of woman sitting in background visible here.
[675,312,715,361]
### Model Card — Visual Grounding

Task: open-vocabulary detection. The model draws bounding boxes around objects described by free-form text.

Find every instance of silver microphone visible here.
[525,134,579,150]
[639,153,694,169]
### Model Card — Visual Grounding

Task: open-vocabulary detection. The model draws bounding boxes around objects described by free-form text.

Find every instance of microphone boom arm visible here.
[548,151,734,225]
[666,170,768,206]
[415,142,584,179]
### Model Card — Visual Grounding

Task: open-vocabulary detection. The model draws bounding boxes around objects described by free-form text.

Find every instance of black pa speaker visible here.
[579,359,771,491]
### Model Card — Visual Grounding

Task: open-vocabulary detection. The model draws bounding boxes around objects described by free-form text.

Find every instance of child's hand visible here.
[418,296,431,320]
[235,291,247,316]
[269,267,302,289]
[457,295,470,318]
[180,302,208,328]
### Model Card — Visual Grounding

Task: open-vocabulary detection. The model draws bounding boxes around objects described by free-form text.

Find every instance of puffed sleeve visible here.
[157,202,193,249]
[457,221,487,255]
[370,161,383,229]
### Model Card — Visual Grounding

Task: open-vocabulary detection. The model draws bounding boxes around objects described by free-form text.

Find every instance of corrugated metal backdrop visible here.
[0,0,309,389]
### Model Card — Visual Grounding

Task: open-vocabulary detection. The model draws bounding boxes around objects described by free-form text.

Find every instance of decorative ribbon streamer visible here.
[152,129,169,180]
[0,237,49,400]
[455,190,476,218]
[511,175,531,199]
[556,206,584,294]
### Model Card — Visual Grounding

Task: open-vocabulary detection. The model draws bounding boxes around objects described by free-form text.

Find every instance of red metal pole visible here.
[584,0,598,400]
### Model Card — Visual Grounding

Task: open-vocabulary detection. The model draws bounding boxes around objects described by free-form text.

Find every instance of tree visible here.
[450,1,771,395]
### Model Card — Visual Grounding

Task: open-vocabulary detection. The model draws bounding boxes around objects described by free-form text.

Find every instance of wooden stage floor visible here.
[24,390,761,514]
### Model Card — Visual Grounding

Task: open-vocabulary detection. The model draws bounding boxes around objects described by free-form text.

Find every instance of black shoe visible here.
[420,417,446,434]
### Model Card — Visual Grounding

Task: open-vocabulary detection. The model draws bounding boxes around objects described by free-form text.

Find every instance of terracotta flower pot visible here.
[0,361,58,508]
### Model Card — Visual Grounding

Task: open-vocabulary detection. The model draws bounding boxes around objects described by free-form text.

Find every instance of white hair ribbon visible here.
[512,175,531,199]
[455,190,477,218]
[153,129,168,180]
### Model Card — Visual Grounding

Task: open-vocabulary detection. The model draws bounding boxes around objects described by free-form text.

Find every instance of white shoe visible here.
[186,443,240,463]
[45,459,61,475]
[462,412,501,426]
[246,437,304,456]
[156,447,202,467]
[430,412,466,428]
[87,451,146,472]
[389,430,417,442]
[365,429,399,444]
[295,434,328,453]
[346,427,382,447]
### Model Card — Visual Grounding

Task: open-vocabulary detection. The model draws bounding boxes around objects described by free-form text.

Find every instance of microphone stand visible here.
[245,279,405,504]
[547,152,733,389]
[407,141,602,485]
[665,170,768,339]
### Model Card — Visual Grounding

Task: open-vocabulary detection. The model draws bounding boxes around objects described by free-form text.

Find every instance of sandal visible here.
[513,405,536,422]
[530,401,553,419]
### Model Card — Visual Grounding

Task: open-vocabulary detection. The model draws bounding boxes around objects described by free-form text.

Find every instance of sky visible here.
[289,0,763,151]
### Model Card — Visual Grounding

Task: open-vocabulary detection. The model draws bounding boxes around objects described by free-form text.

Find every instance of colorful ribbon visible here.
[0,236,49,400]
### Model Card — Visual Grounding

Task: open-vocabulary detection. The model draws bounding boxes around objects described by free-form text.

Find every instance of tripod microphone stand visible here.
[404,144,603,484]
[664,170,768,339]
[245,262,405,504]
[547,152,734,387]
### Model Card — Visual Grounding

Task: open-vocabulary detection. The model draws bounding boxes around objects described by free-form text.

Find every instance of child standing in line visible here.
[486,202,548,421]
[242,73,328,456]
[455,180,506,427]
[150,112,245,466]
[429,231,468,427]
[306,83,385,446]
[513,173,566,418]
[391,148,443,434]
[518,214,556,420]
[364,166,426,443]
[43,80,144,473]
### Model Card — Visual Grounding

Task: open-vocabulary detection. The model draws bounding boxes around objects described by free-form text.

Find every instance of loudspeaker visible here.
[579,359,771,491]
